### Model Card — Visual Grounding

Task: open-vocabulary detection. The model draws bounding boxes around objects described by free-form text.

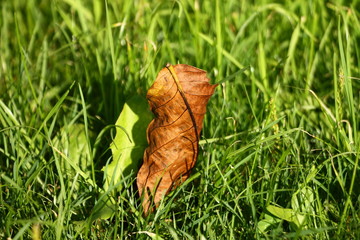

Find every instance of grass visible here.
[1,0,360,239]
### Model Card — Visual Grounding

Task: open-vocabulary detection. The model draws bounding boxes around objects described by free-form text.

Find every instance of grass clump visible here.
[1,0,359,239]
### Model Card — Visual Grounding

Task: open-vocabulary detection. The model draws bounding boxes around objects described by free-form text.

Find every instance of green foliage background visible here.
[1,0,359,239]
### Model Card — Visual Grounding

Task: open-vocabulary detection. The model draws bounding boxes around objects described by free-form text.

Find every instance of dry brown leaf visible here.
[137,64,217,214]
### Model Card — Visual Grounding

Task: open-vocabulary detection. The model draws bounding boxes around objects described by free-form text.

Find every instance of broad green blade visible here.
[104,95,152,192]
[267,205,305,228]
[92,95,152,221]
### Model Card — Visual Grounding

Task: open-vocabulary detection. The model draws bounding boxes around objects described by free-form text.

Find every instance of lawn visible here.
[1,0,359,239]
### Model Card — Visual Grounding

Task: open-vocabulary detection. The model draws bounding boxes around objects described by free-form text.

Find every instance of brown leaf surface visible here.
[137,64,217,214]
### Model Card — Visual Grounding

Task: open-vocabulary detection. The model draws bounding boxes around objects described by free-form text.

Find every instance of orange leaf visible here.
[137,64,217,214]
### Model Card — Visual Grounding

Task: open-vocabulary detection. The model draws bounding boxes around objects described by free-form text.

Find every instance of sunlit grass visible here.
[1,0,359,239]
